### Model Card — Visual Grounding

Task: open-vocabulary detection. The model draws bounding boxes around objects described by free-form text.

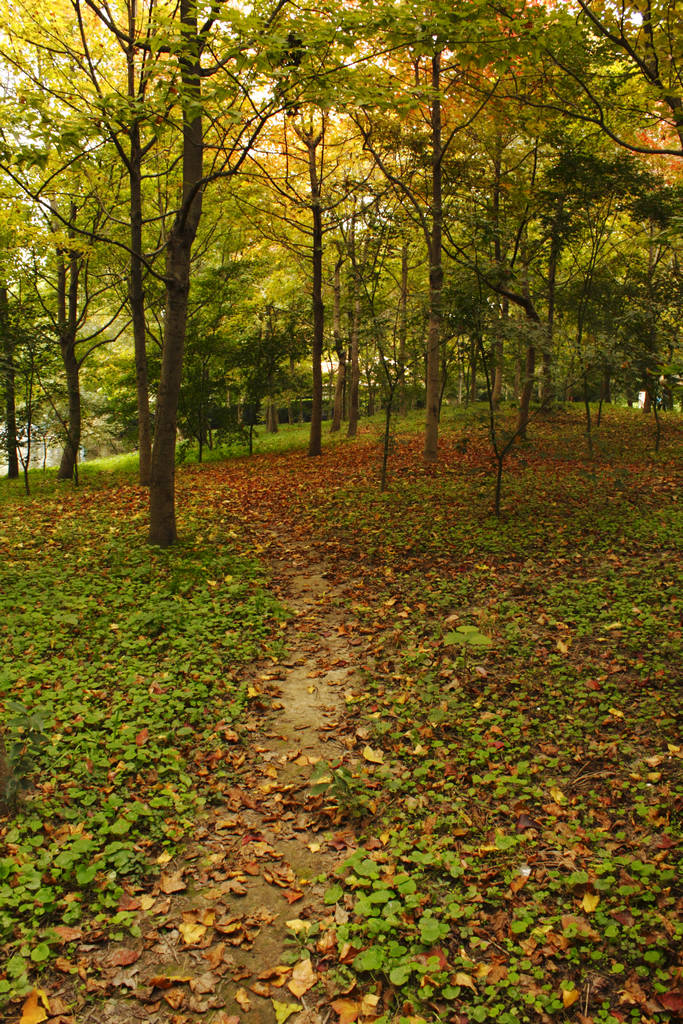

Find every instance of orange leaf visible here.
[20,990,50,1024]
[331,997,360,1024]
[562,988,580,1008]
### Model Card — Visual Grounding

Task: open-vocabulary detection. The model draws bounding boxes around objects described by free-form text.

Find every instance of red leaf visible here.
[135,727,149,747]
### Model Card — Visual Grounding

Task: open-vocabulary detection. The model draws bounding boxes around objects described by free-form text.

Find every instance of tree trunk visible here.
[1,287,19,478]
[127,1,152,486]
[347,267,360,437]
[398,242,408,416]
[330,257,346,432]
[306,127,324,458]
[149,0,204,547]
[57,224,82,482]
[129,133,153,486]
[424,52,443,463]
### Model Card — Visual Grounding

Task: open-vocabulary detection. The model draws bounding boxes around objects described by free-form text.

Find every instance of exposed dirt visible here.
[37,556,369,1024]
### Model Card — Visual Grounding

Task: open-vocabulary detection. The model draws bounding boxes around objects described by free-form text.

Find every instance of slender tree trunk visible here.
[1,287,19,478]
[306,127,324,458]
[398,242,408,416]
[347,267,360,437]
[149,0,203,546]
[127,0,152,486]
[57,223,82,482]
[424,50,443,463]
[129,136,153,485]
[330,257,346,432]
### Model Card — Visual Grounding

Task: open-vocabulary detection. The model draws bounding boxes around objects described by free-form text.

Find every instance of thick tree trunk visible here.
[330,257,345,433]
[1,287,19,478]
[424,51,443,463]
[306,129,324,458]
[149,0,203,546]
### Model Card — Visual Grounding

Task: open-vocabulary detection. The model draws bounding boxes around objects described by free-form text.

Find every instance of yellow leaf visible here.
[20,990,50,1024]
[608,707,625,719]
[562,988,580,1008]
[582,892,600,913]
[453,972,477,991]
[556,639,569,654]
[363,745,383,764]
[247,685,260,698]
[178,921,207,944]
[285,919,310,934]
[360,992,380,1015]
[287,958,316,997]
[140,894,156,911]
[235,987,251,1012]
[307,842,321,853]
[156,850,172,865]
[273,1000,302,1024]
[549,786,566,804]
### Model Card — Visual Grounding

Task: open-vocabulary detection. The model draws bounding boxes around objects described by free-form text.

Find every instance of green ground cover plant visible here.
[0,486,285,1003]
[0,405,681,1023]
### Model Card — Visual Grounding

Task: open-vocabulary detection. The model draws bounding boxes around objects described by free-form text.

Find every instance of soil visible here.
[38,553,369,1024]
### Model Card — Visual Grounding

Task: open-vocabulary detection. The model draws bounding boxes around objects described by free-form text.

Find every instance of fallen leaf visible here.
[53,925,82,943]
[235,987,251,1012]
[179,921,208,945]
[20,990,50,1024]
[582,892,600,913]
[453,972,476,991]
[362,745,383,764]
[107,948,141,967]
[160,870,186,894]
[287,958,316,997]
[273,1000,302,1024]
[562,988,580,1008]
[149,975,193,989]
[331,998,360,1023]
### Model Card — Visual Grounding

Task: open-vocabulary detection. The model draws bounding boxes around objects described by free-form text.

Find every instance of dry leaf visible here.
[562,988,580,1008]
[149,974,193,989]
[287,958,316,997]
[582,891,600,913]
[107,948,141,967]
[453,972,477,991]
[160,870,186,894]
[20,990,50,1024]
[161,987,186,1009]
[331,998,360,1024]
[235,987,251,1012]
[179,921,207,945]
[362,745,383,764]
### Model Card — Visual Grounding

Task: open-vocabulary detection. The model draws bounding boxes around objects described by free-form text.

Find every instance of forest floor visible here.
[1,407,682,1024]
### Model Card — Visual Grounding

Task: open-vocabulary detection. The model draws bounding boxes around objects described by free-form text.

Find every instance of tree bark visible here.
[305,126,324,458]
[424,50,443,463]
[398,242,408,416]
[330,256,345,432]
[57,218,82,482]
[1,286,19,478]
[149,0,204,546]
[347,264,360,438]
[127,0,152,486]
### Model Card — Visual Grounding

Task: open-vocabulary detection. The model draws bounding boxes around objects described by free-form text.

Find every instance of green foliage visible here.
[0,484,286,996]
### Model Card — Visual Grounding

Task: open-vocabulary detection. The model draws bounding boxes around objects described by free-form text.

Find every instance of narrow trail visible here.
[81,546,370,1024]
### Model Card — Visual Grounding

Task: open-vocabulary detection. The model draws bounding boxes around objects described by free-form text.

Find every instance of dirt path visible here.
[51,556,368,1024]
